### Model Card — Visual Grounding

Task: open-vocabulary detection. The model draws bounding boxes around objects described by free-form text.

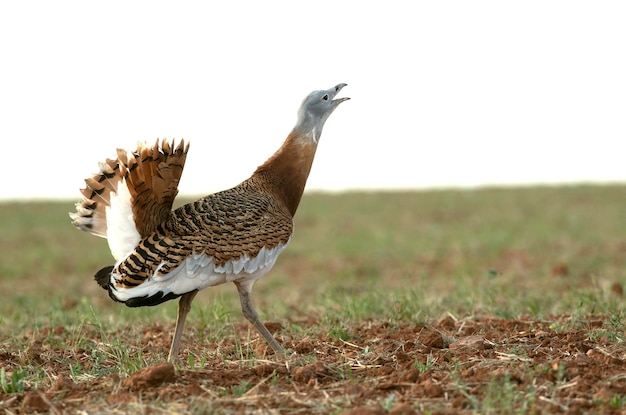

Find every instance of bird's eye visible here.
[322,94,329,101]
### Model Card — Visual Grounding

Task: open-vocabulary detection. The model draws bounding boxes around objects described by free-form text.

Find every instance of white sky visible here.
[1,1,625,200]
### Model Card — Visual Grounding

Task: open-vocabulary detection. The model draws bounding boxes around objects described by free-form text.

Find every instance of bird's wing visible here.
[70,139,189,261]
[108,189,294,305]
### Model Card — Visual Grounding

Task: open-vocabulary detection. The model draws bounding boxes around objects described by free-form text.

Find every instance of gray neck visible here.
[294,111,332,142]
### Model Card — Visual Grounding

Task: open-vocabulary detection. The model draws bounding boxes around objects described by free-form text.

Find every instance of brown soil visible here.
[2,314,626,414]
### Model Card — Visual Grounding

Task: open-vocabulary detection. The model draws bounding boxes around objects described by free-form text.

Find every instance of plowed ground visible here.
[3,313,626,414]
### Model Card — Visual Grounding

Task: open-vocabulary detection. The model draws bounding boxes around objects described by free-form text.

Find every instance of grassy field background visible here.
[1,185,625,413]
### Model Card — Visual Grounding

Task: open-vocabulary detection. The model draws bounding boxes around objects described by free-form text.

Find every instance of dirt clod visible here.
[389,403,419,415]
[610,281,624,296]
[421,330,446,348]
[121,362,176,391]
[263,321,283,334]
[437,315,456,331]
[47,373,78,393]
[292,361,324,382]
[340,405,386,415]
[22,392,50,413]
[449,335,486,352]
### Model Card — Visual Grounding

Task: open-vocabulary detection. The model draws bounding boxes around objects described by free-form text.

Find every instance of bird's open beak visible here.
[332,83,350,106]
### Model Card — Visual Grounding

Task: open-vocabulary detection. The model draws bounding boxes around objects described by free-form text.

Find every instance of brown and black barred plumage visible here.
[70,84,349,361]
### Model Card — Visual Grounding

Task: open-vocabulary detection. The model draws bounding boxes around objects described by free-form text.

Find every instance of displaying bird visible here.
[70,83,349,361]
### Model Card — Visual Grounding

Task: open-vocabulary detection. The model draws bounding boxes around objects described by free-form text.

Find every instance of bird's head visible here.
[294,83,349,141]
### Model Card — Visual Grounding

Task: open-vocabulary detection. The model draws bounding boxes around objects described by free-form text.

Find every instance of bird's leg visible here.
[234,280,284,354]
[168,290,198,362]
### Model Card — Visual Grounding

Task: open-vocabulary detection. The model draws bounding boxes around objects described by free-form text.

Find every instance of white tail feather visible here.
[107,178,141,261]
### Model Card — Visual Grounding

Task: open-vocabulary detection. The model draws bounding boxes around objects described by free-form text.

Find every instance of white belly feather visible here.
[110,240,289,303]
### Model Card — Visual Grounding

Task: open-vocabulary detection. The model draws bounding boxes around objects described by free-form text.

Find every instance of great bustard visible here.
[70,83,349,361]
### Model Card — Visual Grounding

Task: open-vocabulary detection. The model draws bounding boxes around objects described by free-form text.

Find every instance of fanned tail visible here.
[69,138,189,260]
[69,157,122,238]
[123,138,189,237]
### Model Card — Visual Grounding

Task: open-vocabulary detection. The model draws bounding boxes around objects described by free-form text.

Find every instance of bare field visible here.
[1,186,626,414]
